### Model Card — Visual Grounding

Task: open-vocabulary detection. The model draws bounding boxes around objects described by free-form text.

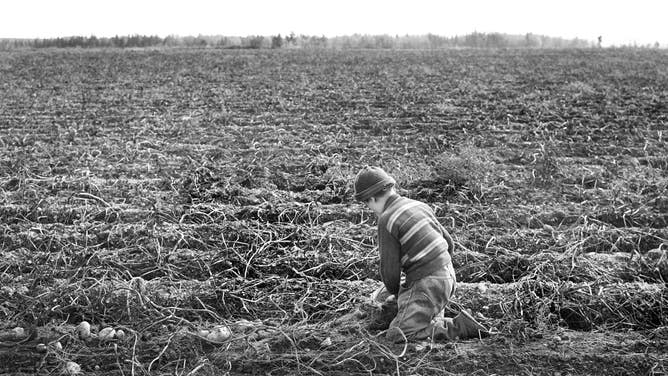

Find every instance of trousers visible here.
[376,264,457,342]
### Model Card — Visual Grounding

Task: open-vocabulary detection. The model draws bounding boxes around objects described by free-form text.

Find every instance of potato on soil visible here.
[98,327,116,341]
[64,361,82,375]
[197,329,211,338]
[12,327,25,338]
[206,326,232,342]
[76,321,91,339]
[115,329,126,340]
[50,341,63,350]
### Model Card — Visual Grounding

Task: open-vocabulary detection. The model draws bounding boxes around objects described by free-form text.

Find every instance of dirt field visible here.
[0,48,666,375]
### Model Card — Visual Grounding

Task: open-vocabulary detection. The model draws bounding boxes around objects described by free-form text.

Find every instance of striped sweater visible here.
[377,193,455,295]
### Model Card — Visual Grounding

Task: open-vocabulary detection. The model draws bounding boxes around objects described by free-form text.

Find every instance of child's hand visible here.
[381,295,398,314]
[368,294,398,331]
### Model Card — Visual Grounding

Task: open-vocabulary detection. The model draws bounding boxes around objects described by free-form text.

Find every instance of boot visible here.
[432,310,490,340]
[453,309,490,339]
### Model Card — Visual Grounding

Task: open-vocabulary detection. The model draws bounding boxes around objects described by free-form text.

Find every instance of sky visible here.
[1,0,666,47]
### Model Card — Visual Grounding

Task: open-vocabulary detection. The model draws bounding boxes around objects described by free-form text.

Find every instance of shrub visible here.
[432,143,494,194]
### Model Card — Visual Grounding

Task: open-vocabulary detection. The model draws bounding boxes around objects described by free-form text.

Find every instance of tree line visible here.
[0,32,601,50]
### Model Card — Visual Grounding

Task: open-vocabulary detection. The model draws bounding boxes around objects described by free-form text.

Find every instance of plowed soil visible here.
[0,48,666,375]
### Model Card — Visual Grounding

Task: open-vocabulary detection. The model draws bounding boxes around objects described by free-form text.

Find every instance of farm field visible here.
[0,47,667,375]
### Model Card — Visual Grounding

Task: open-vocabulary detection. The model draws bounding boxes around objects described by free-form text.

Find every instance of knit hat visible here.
[353,166,396,201]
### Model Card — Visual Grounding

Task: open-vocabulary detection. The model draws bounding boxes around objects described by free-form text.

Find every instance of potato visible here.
[206,326,232,342]
[11,327,25,339]
[115,329,125,340]
[64,361,82,375]
[76,321,91,339]
[197,329,211,338]
[98,327,116,341]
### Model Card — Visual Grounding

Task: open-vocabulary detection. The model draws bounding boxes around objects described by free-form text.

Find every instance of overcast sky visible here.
[1,0,666,46]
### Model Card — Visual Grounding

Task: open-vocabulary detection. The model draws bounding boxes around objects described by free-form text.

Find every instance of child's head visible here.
[353,166,396,204]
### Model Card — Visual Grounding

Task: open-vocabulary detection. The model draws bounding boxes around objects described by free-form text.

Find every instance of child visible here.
[354,166,489,342]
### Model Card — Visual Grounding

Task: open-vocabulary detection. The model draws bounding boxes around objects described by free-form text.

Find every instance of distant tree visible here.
[427,33,444,49]
[0,31,600,50]
[194,35,208,46]
[374,34,394,49]
[285,32,296,46]
[271,34,283,49]
[464,32,483,48]
[525,33,539,48]
[247,36,265,49]
[163,35,179,46]
[301,35,327,48]
[487,33,506,48]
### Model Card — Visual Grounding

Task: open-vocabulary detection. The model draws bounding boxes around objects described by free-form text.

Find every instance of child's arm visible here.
[378,226,401,295]
[437,222,455,256]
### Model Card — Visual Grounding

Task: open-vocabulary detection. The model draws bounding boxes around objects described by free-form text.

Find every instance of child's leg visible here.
[386,275,454,343]
[431,309,490,340]
[435,263,458,320]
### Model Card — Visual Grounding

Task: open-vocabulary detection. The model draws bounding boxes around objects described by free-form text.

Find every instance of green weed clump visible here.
[432,143,495,196]
[531,141,562,186]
